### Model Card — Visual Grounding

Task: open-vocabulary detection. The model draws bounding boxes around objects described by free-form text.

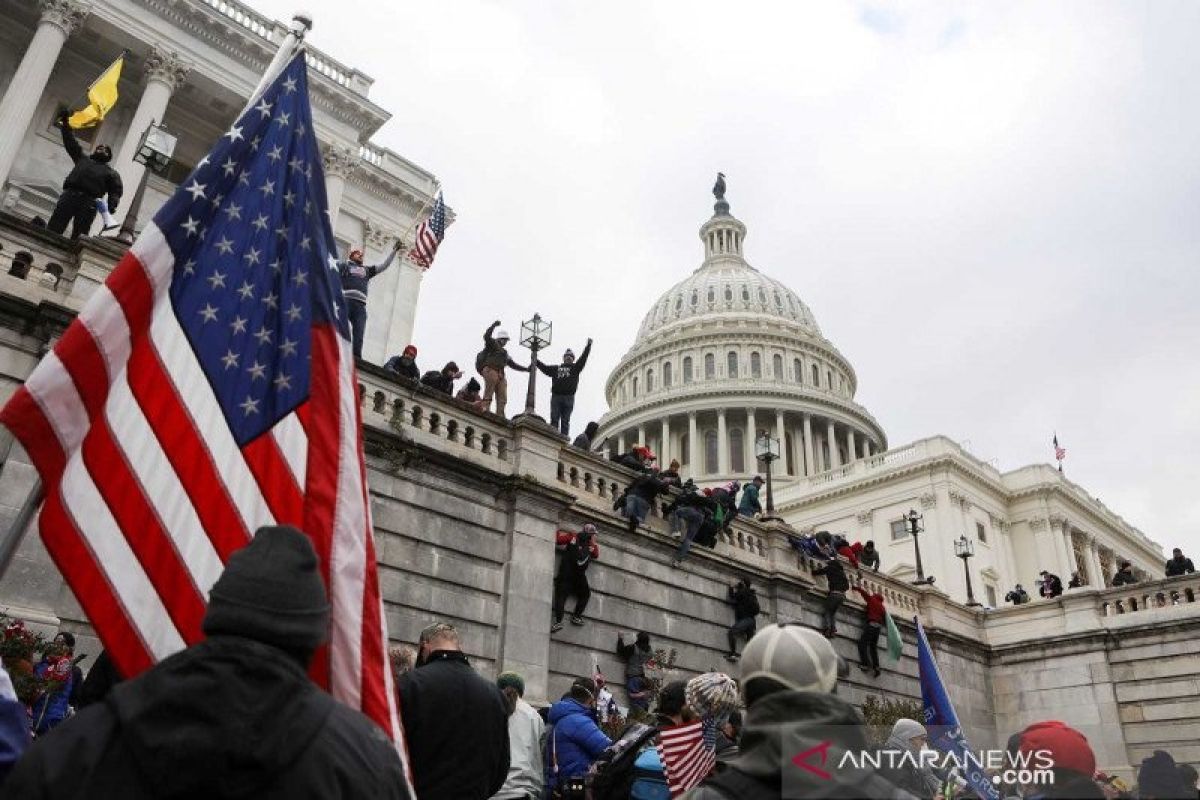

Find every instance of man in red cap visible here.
[337,241,403,360]
[1017,720,1102,799]
[384,344,420,380]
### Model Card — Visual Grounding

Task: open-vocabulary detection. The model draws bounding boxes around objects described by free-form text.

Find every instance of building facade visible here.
[599,185,1164,604]
[0,0,440,363]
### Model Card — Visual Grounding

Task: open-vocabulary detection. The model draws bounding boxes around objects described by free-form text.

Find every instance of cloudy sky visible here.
[257,0,1200,556]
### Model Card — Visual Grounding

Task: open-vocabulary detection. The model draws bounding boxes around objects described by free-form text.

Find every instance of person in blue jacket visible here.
[546,677,611,794]
[0,660,31,787]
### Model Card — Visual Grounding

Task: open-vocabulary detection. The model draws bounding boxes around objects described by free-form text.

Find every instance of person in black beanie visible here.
[4,525,409,799]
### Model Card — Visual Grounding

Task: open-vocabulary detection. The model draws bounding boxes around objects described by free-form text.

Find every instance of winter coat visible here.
[535,341,591,396]
[617,636,655,678]
[738,484,762,515]
[612,452,648,472]
[572,423,599,451]
[384,355,420,381]
[1112,568,1137,586]
[545,698,611,789]
[1039,574,1064,598]
[399,649,510,800]
[852,587,887,624]
[337,248,396,304]
[858,545,881,571]
[729,584,761,621]
[556,530,600,579]
[494,698,545,800]
[30,658,73,733]
[420,370,455,395]
[1166,555,1195,577]
[479,323,528,372]
[813,559,850,593]
[875,734,941,799]
[59,124,122,206]
[0,690,30,787]
[684,691,914,800]
[4,636,407,799]
[75,650,122,708]
[630,473,669,503]
[836,544,859,568]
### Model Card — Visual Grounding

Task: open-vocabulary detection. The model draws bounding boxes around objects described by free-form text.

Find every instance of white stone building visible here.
[0,0,439,363]
[599,187,1164,604]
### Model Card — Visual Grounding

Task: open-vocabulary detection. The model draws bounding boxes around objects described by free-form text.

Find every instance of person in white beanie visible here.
[877,718,940,799]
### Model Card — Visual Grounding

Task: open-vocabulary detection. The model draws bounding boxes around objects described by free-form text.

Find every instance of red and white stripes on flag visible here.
[657,720,716,797]
[407,192,446,270]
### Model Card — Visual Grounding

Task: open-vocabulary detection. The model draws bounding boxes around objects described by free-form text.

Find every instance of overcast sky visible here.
[257,0,1200,557]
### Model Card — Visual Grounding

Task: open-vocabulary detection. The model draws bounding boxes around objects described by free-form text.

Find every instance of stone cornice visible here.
[1008,480,1162,560]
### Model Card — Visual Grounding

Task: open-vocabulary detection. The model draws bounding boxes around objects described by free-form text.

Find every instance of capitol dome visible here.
[597,183,887,486]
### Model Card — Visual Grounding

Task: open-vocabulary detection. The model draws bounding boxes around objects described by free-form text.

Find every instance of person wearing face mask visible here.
[546,677,611,798]
[49,107,123,239]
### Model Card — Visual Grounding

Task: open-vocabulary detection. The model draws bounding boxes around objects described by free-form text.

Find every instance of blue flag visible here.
[915,619,1000,800]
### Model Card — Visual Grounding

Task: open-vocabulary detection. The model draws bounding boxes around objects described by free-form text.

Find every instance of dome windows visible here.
[793,358,803,383]
[646,368,654,392]
[675,295,682,312]
[704,431,718,474]
[707,287,715,303]
[758,288,767,304]
[632,376,639,397]
[683,357,693,383]
[663,362,673,388]
[704,353,715,379]
[773,354,783,380]
[727,351,739,378]
[741,286,750,302]
[811,363,820,385]
[691,290,698,307]
[724,286,733,302]
[730,428,745,473]
[750,352,762,378]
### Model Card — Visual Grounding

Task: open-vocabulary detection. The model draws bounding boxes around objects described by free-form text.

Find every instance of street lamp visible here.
[116,120,178,244]
[518,313,552,419]
[955,534,981,607]
[905,509,935,586]
[754,431,780,518]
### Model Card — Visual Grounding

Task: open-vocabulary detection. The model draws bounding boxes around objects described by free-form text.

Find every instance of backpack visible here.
[584,722,660,800]
[475,348,488,374]
[420,370,442,385]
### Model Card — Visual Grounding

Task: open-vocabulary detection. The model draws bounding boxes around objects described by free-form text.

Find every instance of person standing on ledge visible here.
[477,321,529,417]
[49,107,122,240]
[337,240,402,360]
[535,338,592,438]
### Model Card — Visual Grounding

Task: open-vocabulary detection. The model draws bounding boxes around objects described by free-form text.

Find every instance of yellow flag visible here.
[68,54,124,129]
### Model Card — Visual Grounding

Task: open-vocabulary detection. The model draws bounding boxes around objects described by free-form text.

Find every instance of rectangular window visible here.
[985,585,997,608]
[891,520,909,541]
[976,521,987,543]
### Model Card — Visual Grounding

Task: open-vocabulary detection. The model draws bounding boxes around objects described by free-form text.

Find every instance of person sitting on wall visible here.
[1038,570,1064,599]
[383,345,420,381]
[1004,584,1030,605]
[420,361,462,395]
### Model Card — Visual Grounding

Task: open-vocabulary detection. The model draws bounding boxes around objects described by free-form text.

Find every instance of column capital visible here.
[687,410,697,420]
[39,0,90,35]
[1029,517,1049,532]
[1048,512,1069,529]
[143,47,191,93]
[919,492,937,509]
[321,142,361,179]
[364,217,401,250]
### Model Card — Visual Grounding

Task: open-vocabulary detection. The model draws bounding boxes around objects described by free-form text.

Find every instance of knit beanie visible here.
[1018,721,1095,778]
[202,525,330,653]
[1137,750,1190,798]
[497,671,525,697]
[685,673,739,720]
[891,718,927,743]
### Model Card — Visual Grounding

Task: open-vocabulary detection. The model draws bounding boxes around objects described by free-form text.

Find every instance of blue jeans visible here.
[673,507,704,561]
[627,676,650,710]
[622,495,650,525]
[550,394,575,437]
[347,299,367,360]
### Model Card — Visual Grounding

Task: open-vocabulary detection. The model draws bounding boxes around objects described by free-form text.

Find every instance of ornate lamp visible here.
[906,509,935,586]
[955,534,981,606]
[754,432,780,517]
[117,120,177,243]
[518,313,552,418]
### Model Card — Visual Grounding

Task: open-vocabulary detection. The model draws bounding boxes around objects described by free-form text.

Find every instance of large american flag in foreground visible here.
[657,719,717,797]
[0,53,409,784]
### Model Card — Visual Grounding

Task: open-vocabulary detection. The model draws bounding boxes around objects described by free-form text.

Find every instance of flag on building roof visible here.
[68,52,125,129]
[0,52,410,787]
[407,191,446,269]
[1053,433,1066,471]
[657,718,717,797]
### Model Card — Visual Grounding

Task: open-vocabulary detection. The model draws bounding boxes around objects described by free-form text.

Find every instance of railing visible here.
[359,144,384,168]
[0,212,81,301]
[200,0,275,39]
[1098,573,1200,618]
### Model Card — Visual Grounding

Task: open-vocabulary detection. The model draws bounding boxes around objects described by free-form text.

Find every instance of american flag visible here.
[1053,434,1066,462]
[657,719,717,797]
[0,53,410,786]
[407,191,445,269]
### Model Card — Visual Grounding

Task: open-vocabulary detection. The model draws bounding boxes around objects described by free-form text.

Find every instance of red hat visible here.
[403,345,417,357]
[1018,721,1095,777]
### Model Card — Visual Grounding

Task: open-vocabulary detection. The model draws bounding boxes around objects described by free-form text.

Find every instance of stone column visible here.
[1088,539,1106,587]
[322,143,360,228]
[1062,527,1080,578]
[637,424,646,447]
[846,428,857,462]
[109,48,190,225]
[861,436,871,458]
[0,0,91,188]
[687,412,698,471]
[802,413,815,476]
[1048,514,1071,577]
[775,409,787,474]
[660,418,670,465]
[617,433,626,454]
[826,420,840,468]
[375,229,424,361]
[745,407,756,472]
[717,409,729,475]
[791,421,804,477]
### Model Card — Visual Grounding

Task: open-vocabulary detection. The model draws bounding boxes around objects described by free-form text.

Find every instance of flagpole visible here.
[243,12,312,115]
[397,182,441,245]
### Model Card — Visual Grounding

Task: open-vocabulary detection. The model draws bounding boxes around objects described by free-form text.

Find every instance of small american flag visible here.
[0,52,411,790]
[657,719,717,797]
[407,191,446,269]
[1053,434,1066,463]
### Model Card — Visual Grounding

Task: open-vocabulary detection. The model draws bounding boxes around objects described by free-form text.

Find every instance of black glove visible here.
[108,199,119,213]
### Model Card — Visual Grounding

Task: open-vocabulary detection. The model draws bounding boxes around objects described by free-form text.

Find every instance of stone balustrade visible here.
[1098,573,1200,618]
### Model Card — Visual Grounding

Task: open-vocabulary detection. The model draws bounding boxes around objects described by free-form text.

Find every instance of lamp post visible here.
[116,120,177,244]
[754,431,780,518]
[906,509,935,586]
[955,534,981,606]
[518,313,552,419]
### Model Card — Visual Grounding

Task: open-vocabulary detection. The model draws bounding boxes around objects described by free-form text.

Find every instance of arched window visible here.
[724,286,732,302]
[683,356,693,383]
[675,295,683,311]
[632,376,638,397]
[704,430,718,474]
[794,358,803,383]
[646,369,654,393]
[690,290,698,307]
[750,352,762,378]
[680,433,690,467]
[741,286,750,302]
[663,361,672,388]
[827,370,833,389]
[773,354,783,379]
[811,363,820,385]
[707,287,715,303]
[704,353,715,379]
[785,433,796,475]
[727,352,739,378]
[758,288,767,304]
[730,429,745,473]
[774,291,782,308]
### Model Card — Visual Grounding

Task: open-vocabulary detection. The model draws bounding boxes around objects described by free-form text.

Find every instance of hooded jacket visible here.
[617,635,655,678]
[384,354,420,381]
[535,340,592,396]
[1165,554,1195,576]
[480,323,528,372]
[546,698,611,788]
[685,691,914,799]
[813,559,850,593]
[852,586,887,624]
[875,731,941,799]
[556,530,600,579]
[59,123,122,206]
[3,636,407,799]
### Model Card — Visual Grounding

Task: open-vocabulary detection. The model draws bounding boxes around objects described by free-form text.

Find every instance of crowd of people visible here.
[1000,548,1195,608]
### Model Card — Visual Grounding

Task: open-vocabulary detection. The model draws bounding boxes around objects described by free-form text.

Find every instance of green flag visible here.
[885,612,903,662]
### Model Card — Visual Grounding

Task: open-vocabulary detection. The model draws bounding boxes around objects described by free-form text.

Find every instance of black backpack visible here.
[475,348,488,374]
[584,722,659,800]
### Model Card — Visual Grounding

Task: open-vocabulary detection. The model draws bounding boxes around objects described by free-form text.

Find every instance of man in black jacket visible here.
[420,361,462,395]
[384,345,420,380]
[812,557,850,638]
[536,338,592,437]
[725,578,760,662]
[338,242,402,359]
[399,622,510,799]
[1165,548,1195,577]
[49,108,123,240]
[621,469,669,532]
[1038,570,1064,598]
[1112,561,1138,586]
[4,526,409,799]
[552,524,600,632]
